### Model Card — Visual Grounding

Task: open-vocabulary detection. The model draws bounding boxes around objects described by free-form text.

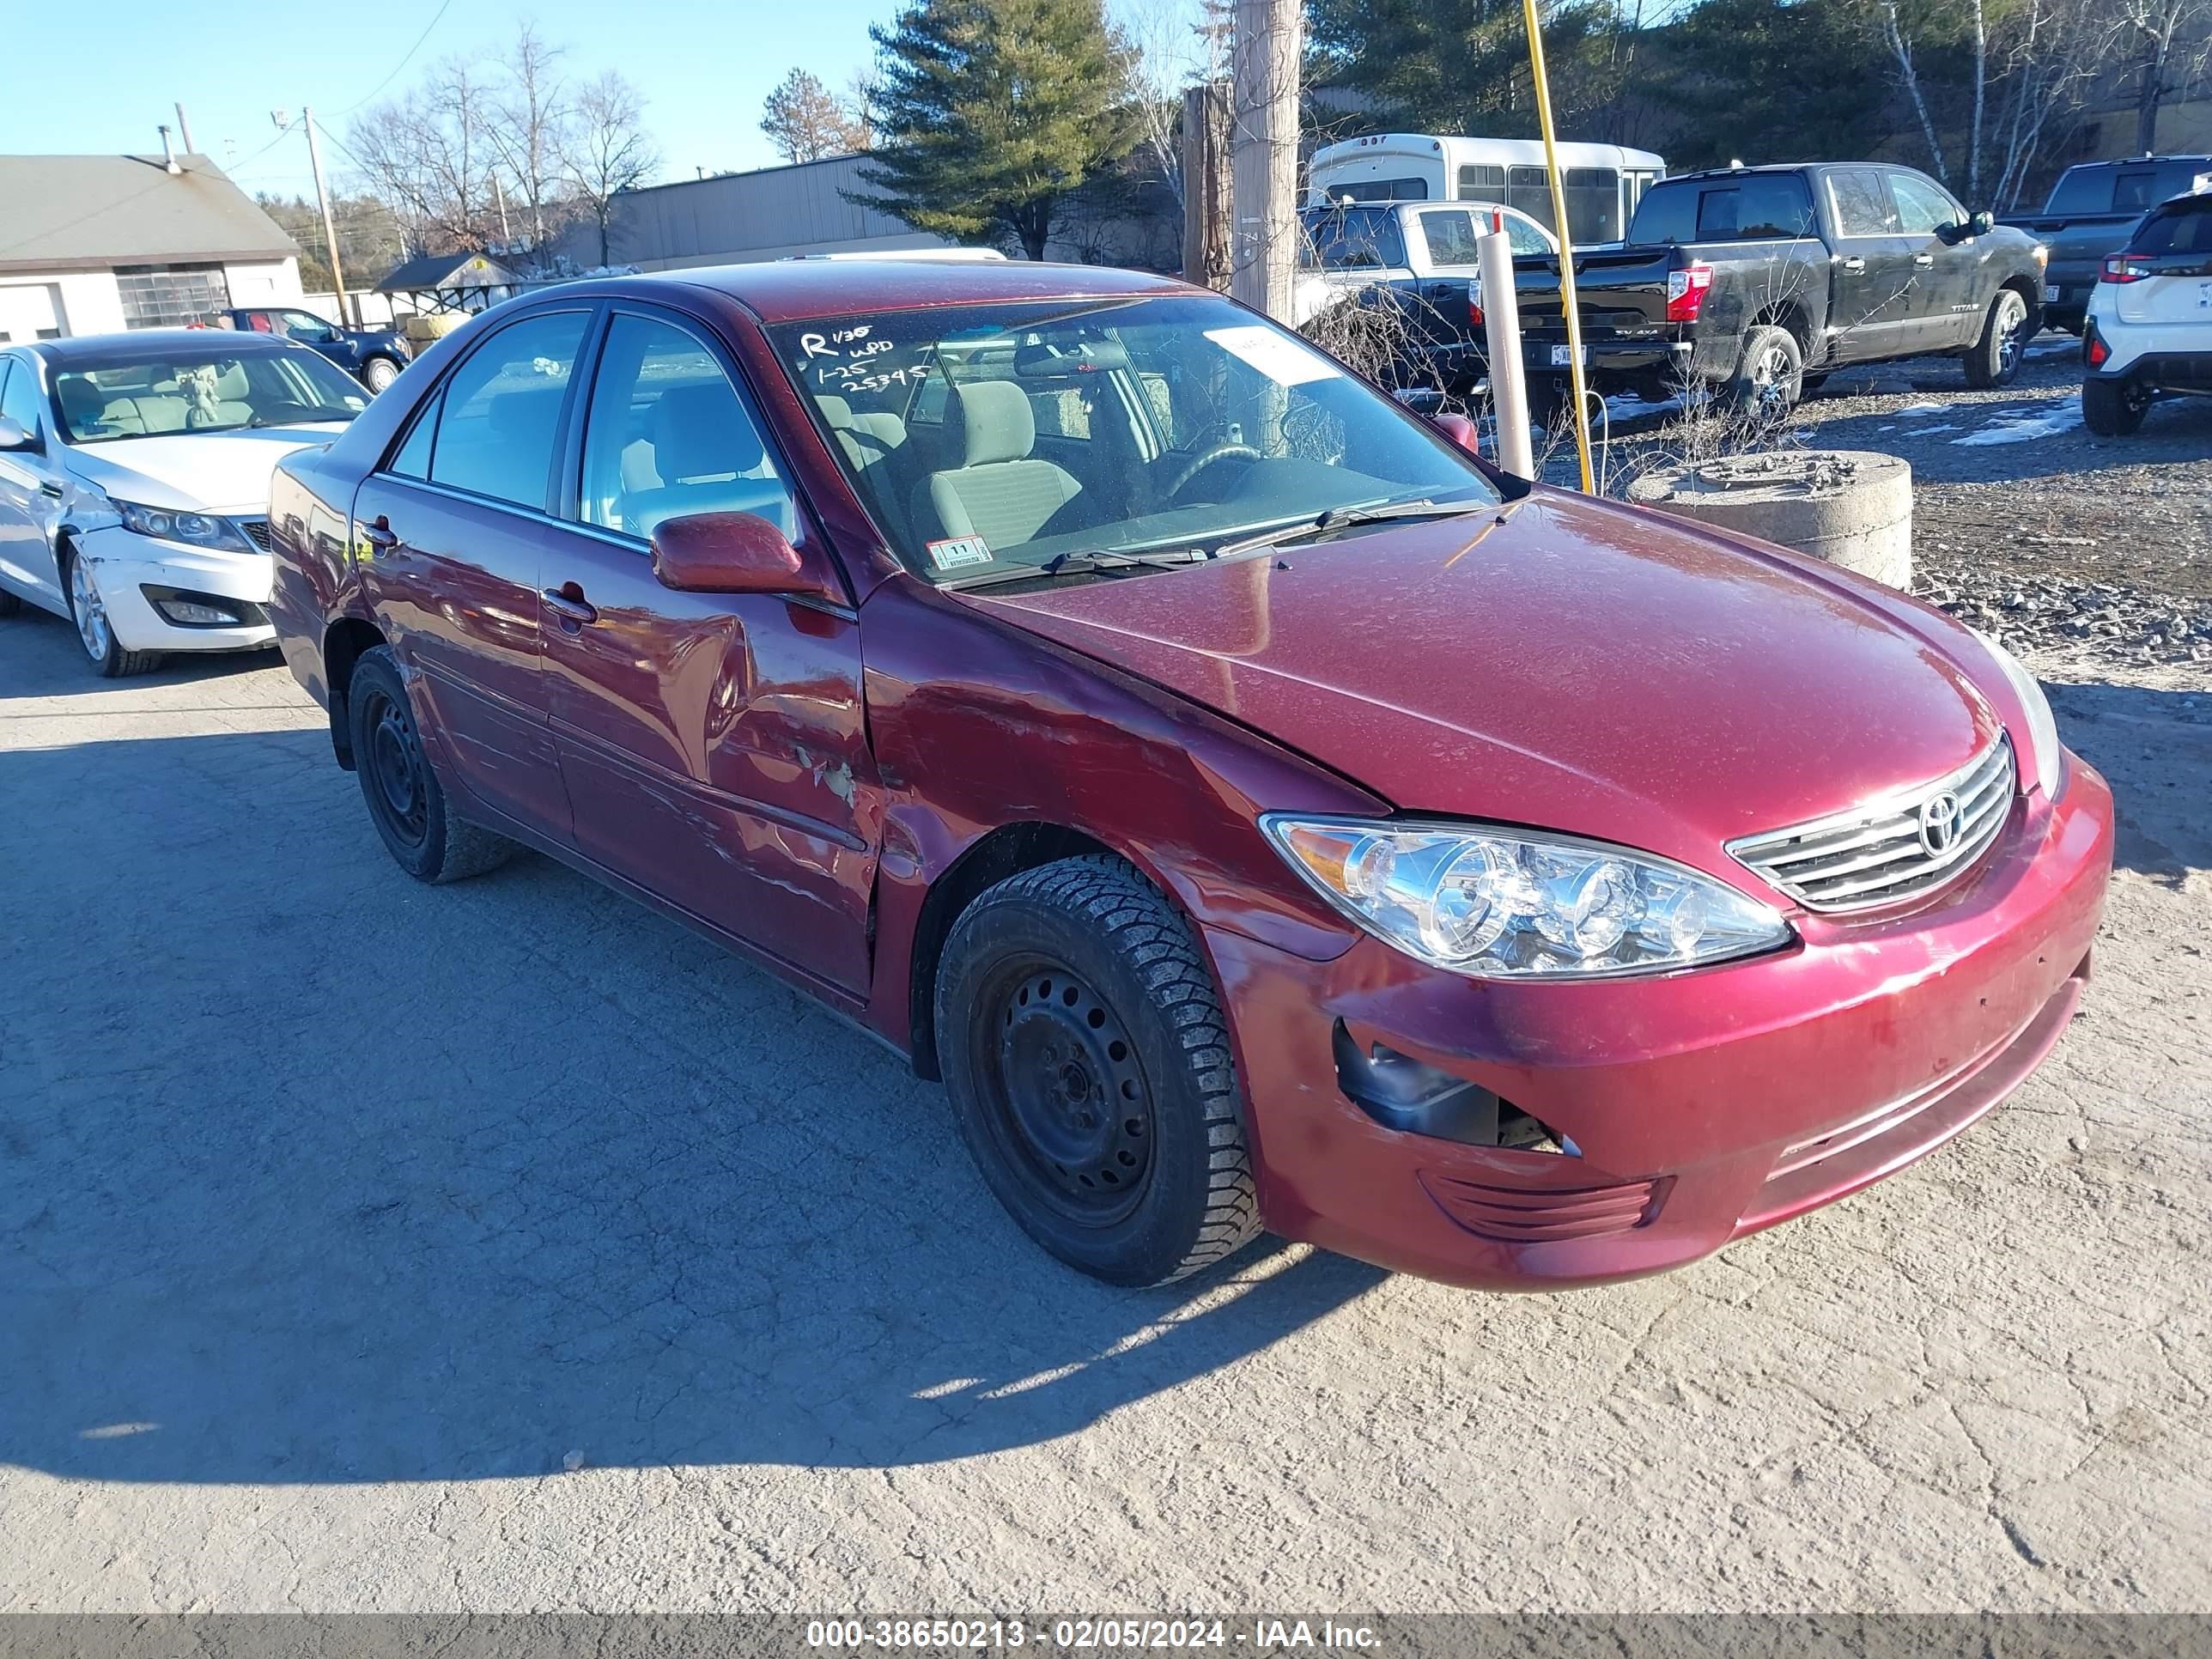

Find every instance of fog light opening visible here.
[1332,1022,1574,1152]
[142,586,258,629]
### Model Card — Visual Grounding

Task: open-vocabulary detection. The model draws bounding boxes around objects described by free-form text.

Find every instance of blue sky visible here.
[4,0,1167,201]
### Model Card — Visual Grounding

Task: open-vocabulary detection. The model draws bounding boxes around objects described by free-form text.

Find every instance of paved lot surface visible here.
[2,600,2208,1613]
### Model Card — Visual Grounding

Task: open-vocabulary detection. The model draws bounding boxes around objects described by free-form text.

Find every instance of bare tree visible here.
[562,71,659,264]
[761,68,866,163]
[484,23,572,256]
[1878,2,1952,186]
[349,57,502,253]
[844,66,884,149]
[2114,0,2212,151]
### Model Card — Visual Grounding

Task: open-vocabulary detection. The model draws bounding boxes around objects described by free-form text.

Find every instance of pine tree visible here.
[848,0,1139,260]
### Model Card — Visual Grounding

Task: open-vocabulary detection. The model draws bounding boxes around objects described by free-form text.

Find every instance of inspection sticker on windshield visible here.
[1203,325,1342,386]
[927,535,994,570]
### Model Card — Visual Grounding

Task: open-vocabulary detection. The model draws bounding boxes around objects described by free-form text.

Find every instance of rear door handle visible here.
[1913,253,1935,266]
[1841,257,1867,273]
[362,517,398,550]
[40,479,64,498]
[543,583,598,626]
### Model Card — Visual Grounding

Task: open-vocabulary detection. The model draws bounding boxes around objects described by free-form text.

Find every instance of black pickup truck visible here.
[2002,155,2212,332]
[1512,162,2048,410]
[222,306,412,392]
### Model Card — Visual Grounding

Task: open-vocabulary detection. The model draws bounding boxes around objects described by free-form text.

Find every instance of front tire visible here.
[934,855,1261,1286]
[2081,378,2151,437]
[1965,288,2032,388]
[64,547,159,678]
[361,356,401,394]
[346,646,514,883]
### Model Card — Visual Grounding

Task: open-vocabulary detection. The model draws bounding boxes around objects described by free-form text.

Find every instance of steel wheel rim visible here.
[1751,343,1792,412]
[1996,295,2028,374]
[362,687,429,846]
[69,557,110,661]
[975,958,1155,1226]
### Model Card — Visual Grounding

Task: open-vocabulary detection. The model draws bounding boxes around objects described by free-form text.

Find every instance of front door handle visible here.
[40,479,64,499]
[1841,257,1867,273]
[362,516,398,550]
[543,582,598,626]
[1913,253,1936,266]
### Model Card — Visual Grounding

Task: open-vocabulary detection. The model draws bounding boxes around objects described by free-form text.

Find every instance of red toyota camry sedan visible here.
[267,260,2112,1291]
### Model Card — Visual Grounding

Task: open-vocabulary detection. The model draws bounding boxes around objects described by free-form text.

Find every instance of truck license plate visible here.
[2042,284,2060,303]
[1550,345,1585,368]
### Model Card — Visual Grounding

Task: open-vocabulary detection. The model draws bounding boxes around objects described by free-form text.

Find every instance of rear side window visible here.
[2130,195,2212,255]
[425,310,590,510]
[2112,168,2168,213]
[1302,207,1407,269]
[1630,174,1814,242]
[0,357,42,435]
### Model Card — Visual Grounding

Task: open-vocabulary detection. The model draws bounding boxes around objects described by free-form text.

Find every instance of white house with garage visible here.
[0,152,305,343]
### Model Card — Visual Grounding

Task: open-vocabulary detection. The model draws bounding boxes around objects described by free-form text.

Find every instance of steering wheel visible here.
[1168,442,1262,500]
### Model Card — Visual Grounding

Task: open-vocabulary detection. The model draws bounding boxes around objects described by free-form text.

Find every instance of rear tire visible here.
[934,855,1261,1287]
[2081,378,2150,437]
[1728,325,1803,414]
[346,646,514,883]
[1964,288,2032,388]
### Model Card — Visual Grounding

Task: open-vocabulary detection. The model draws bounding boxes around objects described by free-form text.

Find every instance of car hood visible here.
[963,489,2004,877]
[64,425,352,514]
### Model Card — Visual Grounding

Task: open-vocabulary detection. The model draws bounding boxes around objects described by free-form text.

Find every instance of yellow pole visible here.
[1520,0,1595,493]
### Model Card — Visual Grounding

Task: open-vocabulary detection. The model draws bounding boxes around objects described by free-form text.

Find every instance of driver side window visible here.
[1889,174,1960,235]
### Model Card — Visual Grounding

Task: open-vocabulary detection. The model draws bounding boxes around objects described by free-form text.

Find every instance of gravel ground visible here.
[2,551,2209,1612]
[1592,334,2212,668]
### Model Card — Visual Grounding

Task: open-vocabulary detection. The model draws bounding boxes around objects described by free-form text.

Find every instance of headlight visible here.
[1971,629,2063,798]
[1261,817,1794,979]
[109,498,255,553]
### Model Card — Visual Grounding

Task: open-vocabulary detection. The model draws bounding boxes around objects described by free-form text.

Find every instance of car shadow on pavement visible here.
[2045,678,2212,884]
[0,728,1388,1486]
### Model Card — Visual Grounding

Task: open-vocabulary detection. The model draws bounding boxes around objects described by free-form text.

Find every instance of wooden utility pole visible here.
[301,108,351,327]
[1229,0,1299,322]
[1180,83,1231,291]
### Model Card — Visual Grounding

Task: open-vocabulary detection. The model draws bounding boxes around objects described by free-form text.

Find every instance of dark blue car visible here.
[224,307,411,392]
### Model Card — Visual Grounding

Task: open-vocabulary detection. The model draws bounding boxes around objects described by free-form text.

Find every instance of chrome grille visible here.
[239,518,272,551]
[1727,737,2015,913]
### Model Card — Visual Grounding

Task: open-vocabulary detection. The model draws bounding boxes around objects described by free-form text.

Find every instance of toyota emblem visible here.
[1918,791,1965,855]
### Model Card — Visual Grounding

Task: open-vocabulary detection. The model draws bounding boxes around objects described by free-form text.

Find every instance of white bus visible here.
[1306,134,1667,246]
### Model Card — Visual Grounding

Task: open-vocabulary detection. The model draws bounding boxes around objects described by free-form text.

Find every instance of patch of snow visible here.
[1895,402,1948,416]
[2027,335,2080,359]
[1951,398,2085,447]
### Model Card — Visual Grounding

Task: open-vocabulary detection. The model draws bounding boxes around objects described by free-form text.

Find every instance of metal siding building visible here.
[554,155,952,271]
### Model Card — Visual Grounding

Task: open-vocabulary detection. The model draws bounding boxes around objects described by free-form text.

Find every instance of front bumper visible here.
[1206,757,2114,1290]
[75,526,276,654]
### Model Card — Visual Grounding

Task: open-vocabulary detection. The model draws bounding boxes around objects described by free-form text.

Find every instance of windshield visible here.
[52,349,368,444]
[768,294,1496,584]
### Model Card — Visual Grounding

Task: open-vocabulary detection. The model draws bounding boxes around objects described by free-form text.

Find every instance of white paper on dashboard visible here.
[1203,325,1343,386]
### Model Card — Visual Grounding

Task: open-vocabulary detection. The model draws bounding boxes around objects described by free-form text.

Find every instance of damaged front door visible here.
[539,307,878,994]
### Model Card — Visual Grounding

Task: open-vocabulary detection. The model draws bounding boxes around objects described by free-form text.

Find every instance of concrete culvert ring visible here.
[1625,449,1913,589]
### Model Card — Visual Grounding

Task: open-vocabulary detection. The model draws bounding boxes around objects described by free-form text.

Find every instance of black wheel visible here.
[934,855,1261,1286]
[1728,325,1803,414]
[346,646,514,883]
[63,545,160,678]
[362,356,401,394]
[0,585,21,617]
[2081,378,2151,437]
[1965,288,2033,388]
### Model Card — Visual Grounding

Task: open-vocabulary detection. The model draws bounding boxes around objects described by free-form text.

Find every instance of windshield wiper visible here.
[1213,497,1495,560]
[938,547,1210,591]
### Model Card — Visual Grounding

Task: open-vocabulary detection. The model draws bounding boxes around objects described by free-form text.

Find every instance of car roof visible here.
[29,328,316,366]
[647,258,1194,325]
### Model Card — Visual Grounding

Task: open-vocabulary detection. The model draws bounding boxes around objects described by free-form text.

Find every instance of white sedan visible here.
[0,330,368,675]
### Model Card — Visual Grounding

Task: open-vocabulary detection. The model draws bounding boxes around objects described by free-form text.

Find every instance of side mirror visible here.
[1969,210,1995,237]
[650,510,842,603]
[0,416,35,453]
[1431,411,1482,458]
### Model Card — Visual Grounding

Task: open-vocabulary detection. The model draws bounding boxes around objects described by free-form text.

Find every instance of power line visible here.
[335,0,456,115]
